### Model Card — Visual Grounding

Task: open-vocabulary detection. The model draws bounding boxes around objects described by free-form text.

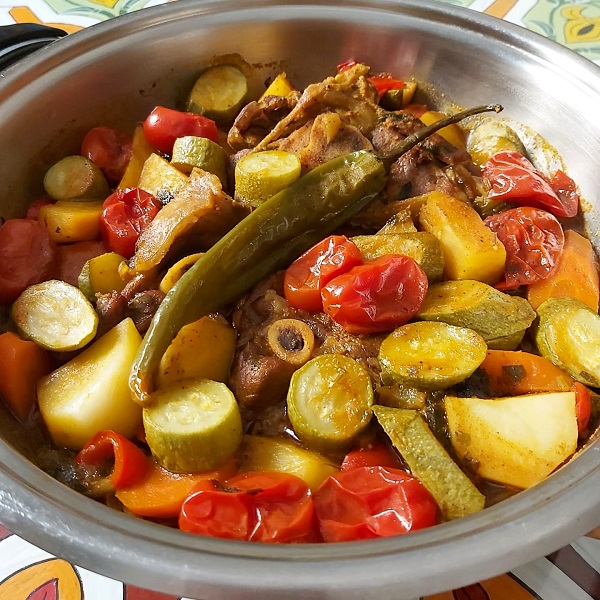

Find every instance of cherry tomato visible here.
[179,471,317,543]
[572,382,592,435]
[484,207,564,290]
[81,126,133,185]
[340,444,401,471]
[75,430,150,490]
[100,188,161,258]
[143,106,219,155]
[483,151,578,218]
[0,219,57,305]
[283,235,363,312]
[314,466,439,542]
[321,255,428,334]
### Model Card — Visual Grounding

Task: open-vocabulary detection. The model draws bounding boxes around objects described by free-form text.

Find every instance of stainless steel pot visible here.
[0,2,598,598]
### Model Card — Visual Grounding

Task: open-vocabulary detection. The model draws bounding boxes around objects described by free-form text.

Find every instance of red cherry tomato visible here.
[179,471,317,543]
[0,219,57,305]
[572,382,592,435]
[314,466,439,542]
[81,126,133,185]
[100,188,161,259]
[142,106,219,155]
[283,235,363,312]
[484,206,564,290]
[340,444,401,471]
[483,151,579,218]
[321,254,428,334]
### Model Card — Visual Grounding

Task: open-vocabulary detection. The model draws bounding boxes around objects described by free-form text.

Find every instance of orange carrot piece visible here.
[116,458,238,519]
[479,349,573,397]
[527,229,599,312]
[0,332,51,422]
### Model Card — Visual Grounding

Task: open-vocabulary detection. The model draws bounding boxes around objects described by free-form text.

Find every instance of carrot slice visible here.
[0,332,51,422]
[527,229,599,312]
[116,457,237,518]
[479,349,573,397]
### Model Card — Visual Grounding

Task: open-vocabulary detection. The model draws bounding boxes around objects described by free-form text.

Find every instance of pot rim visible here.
[0,1,599,598]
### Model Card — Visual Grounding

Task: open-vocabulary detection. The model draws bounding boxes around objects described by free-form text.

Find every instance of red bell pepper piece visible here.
[75,430,150,490]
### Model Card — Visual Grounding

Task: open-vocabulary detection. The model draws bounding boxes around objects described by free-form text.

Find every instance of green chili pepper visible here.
[130,150,386,403]
[129,104,503,404]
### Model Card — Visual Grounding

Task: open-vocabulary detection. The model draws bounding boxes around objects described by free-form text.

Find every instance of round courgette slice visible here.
[143,378,243,473]
[12,279,98,351]
[44,155,110,202]
[287,353,373,454]
[379,321,487,390]
[186,64,248,125]
[535,297,600,387]
[235,150,302,207]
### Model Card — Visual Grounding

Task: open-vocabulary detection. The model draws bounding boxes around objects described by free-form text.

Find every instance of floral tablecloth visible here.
[0,1,599,599]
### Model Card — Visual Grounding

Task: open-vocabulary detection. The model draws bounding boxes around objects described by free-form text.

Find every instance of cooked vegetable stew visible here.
[0,60,598,544]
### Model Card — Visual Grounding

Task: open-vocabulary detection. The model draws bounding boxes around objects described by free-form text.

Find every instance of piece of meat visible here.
[129,168,249,276]
[229,272,385,412]
[276,112,374,173]
[127,289,165,334]
[227,93,301,151]
[254,63,382,151]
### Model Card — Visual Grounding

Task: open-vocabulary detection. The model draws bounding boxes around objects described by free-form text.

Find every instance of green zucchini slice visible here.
[12,280,98,351]
[379,321,487,389]
[186,64,248,125]
[287,353,374,453]
[535,297,600,387]
[417,279,536,349]
[143,378,243,473]
[373,406,485,520]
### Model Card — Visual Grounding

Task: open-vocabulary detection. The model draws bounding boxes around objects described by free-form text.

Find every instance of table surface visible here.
[0,0,599,598]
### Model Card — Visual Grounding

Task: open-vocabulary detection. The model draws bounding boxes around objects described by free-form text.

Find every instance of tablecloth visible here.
[0,1,599,598]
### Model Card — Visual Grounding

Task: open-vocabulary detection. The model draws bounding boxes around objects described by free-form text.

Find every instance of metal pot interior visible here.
[0,1,598,598]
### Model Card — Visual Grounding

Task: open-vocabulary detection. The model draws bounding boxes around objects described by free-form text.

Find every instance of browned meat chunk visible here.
[276,112,373,173]
[254,63,381,150]
[227,93,301,151]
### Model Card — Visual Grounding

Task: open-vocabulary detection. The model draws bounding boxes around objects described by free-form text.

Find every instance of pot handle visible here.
[0,23,67,71]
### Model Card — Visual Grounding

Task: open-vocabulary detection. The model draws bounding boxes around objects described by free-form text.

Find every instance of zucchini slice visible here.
[235,150,302,207]
[13,280,98,352]
[417,280,536,349]
[170,136,228,187]
[44,155,109,202]
[535,297,600,387]
[373,406,485,520]
[143,378,243,473]
[379,321,487,390]
[352,231,445,282]
[287,353,374,453]
[186,64,248,126]
[467,119,526,168]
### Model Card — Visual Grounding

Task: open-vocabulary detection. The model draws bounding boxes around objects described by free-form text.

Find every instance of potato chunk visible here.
[38,318,143,449]
[419,191,506,284]
[445,392,578,489]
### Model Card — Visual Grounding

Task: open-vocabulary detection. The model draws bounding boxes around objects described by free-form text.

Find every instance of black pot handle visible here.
[0,23,67,71]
